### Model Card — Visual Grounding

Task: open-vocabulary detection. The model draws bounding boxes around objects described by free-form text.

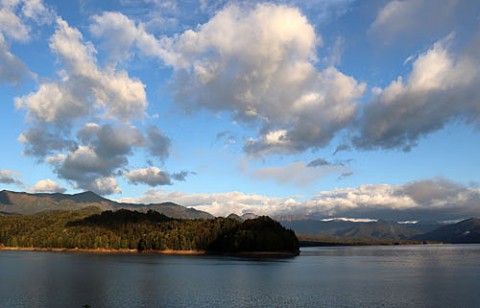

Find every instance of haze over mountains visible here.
[1,190,480,244]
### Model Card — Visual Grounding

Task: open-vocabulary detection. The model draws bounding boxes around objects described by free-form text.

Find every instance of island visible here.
[0,207,300,257]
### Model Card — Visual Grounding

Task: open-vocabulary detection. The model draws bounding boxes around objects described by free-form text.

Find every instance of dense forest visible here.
[0,208,299,255]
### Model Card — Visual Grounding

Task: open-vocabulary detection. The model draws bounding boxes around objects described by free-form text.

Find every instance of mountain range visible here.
[1,190,479,244]
[279,218,480,244]
[0,190,213,219]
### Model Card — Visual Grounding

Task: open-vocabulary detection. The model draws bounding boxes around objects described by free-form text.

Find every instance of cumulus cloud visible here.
[0,169,23,186]
[12,18,178,195]
[89,11,178,66]
[124,167,192,186]
[30,179,66,193]
[89,2,480,157]
[53,124,143,192]
[87,176,121,195]
[16,18,147,125]
[18,126,75,158]
[0,1,31,42]
[122,178,480,221]
[125,167,173,186]
[166,4,365,155]
[354,36,480,150]
[91,5,364,155]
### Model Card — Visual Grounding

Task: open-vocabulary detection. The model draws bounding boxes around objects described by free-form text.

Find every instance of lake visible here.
[1,245,480,307]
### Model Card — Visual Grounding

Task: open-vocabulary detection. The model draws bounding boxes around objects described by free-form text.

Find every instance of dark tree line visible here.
[0,208,299,254]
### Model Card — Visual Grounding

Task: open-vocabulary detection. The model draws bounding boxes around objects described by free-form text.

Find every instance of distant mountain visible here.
[415,218,480,243]
[337,220,422,241]
[0,190,114,215]
[0,190,213,219]
[122,202,214,219]
[280,219,423,242]
[280,219,357,236]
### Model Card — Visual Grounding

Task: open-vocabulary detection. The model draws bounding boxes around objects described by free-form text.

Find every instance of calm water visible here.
[1,245,480,307]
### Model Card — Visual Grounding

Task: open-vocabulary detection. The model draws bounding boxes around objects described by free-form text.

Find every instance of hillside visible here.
[0,208,299,255]
[0,190,213,219]
[415,218,480,243]
[337,220,422,241]
[280,219,423,242]
[0,190,114,215]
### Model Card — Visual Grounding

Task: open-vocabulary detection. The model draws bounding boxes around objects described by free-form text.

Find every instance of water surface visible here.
[1,245,479,307]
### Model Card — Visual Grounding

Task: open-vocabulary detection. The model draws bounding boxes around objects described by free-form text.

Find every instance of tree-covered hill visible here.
[0,208,299,255]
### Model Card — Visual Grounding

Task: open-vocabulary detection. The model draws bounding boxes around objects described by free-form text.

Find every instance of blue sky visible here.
[1,0,480,220]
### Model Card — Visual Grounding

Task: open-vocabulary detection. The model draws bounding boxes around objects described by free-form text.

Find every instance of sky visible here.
[1,0,480,221]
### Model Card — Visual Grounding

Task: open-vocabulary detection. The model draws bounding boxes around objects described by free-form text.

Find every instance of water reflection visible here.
[1,245,480,307]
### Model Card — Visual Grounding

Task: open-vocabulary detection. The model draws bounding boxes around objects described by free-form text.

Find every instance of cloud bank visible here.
[123,178,480,222]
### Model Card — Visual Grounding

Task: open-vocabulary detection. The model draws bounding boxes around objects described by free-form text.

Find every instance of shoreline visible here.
[0,246,298,257]
[0,246,206,255]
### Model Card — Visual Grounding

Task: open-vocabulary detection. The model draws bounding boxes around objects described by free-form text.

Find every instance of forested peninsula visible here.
[0,207,300,256]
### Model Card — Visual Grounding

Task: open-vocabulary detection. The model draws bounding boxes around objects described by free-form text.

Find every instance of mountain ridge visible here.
[415,218,480,243]
[0,190,213,219]
[2,190,480,244]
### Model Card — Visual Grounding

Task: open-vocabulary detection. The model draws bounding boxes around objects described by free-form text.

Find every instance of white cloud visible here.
[87,176,121,195]
[0,1,30,42]
[21,0,54,24]
[90,5,364,155]
[125,167,172,186]
[164,4,364,155]
[354,36,480,150]
[90,11,178,66]
[13,18,165,195]
[30,179,66,193]
[90,11,139,65]
[16,18,147,125]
